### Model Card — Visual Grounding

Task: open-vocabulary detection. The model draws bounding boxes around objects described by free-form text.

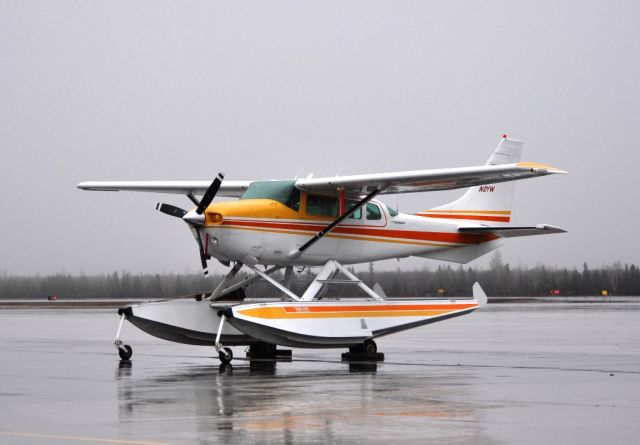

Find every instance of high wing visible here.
[77,164,566,198]
[76,180,251,198]
[295,162,566,196]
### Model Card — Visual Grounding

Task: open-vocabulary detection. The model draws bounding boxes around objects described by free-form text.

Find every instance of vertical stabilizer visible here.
[417,137,523,226]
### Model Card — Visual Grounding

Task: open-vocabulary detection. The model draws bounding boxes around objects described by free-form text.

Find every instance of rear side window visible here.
[386,204,398,217]
[346,200,362,219]
[366,203,382,220]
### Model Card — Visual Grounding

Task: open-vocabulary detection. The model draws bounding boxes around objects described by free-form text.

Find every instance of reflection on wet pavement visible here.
[1,303,639,444]
[114,358,475,443]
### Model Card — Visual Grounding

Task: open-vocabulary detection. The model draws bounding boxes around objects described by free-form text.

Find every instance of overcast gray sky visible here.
[2,1,639,276]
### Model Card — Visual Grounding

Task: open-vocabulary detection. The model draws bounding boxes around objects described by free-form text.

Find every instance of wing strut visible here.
[289,188,380,259]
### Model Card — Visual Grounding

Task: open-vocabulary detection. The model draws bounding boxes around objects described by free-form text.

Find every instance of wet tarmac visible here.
[0,302,639,444]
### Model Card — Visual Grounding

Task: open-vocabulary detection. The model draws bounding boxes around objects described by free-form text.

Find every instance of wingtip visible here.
[516,162,568,175]
[76,181,119,191]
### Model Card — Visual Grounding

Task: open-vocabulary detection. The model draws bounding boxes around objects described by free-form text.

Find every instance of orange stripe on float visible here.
[284,304,476,312]
[237,304,478,319]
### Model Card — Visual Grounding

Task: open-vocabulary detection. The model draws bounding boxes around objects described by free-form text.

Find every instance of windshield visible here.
[240,180,300,211]
[385,204,398,217]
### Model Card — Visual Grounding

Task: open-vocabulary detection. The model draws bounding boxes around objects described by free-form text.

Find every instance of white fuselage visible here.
[198,199,496,266]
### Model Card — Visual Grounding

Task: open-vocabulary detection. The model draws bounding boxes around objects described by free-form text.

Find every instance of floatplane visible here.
[78,136,566,363]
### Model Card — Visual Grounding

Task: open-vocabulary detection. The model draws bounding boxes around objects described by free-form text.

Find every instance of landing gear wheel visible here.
[219,347,233,364]
[118,344,133,361]
[363,339,377,357]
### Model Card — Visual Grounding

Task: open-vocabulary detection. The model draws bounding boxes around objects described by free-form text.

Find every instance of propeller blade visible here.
[195,228,209,276]
[196,172,225,215]
[156,203,187,218]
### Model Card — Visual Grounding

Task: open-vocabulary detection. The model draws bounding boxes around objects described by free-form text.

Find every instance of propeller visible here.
[196,172,224,214]
[195,228,209,275]
[155,172,225,277]
[156,203,187,218]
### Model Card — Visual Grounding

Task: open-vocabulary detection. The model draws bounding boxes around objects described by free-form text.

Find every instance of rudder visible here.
[416,136,523,226]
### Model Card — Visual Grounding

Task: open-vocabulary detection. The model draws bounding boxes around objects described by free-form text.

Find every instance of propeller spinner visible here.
[156,173,225,276]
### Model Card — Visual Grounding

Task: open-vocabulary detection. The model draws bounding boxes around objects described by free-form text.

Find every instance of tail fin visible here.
[417,137,523,226]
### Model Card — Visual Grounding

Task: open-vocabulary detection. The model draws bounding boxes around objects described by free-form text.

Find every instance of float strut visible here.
[114,313,125,348]
[215,315,226,352]
[214,315,233,364]
[114,313,133,360]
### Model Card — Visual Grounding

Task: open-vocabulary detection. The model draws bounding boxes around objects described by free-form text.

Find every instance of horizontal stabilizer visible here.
[458,224,567,238]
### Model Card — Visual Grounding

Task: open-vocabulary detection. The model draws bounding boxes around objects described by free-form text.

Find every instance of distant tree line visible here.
[1,255,639,299]
[368,260,640,297]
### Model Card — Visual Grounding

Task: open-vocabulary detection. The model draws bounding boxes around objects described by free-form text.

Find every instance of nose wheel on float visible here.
[218,347,233,364]
[115,313,133,361]
[117,343,133,360]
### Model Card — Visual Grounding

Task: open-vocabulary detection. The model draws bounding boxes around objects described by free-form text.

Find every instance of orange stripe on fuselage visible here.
[417,213,511,223]
[423,210,512,215]
[220,219,496,244]
[218,224,450,247]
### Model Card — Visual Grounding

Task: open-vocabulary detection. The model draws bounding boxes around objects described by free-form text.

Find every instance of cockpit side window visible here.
[306,194,338,217]
[285,188,301,211]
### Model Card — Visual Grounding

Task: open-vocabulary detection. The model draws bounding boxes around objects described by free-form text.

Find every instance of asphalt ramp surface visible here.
[0,303,639,444]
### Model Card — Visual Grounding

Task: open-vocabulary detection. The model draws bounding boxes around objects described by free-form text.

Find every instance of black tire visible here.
[363,339,377,357]
[219,347,233,364]
[118,344,133,361]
